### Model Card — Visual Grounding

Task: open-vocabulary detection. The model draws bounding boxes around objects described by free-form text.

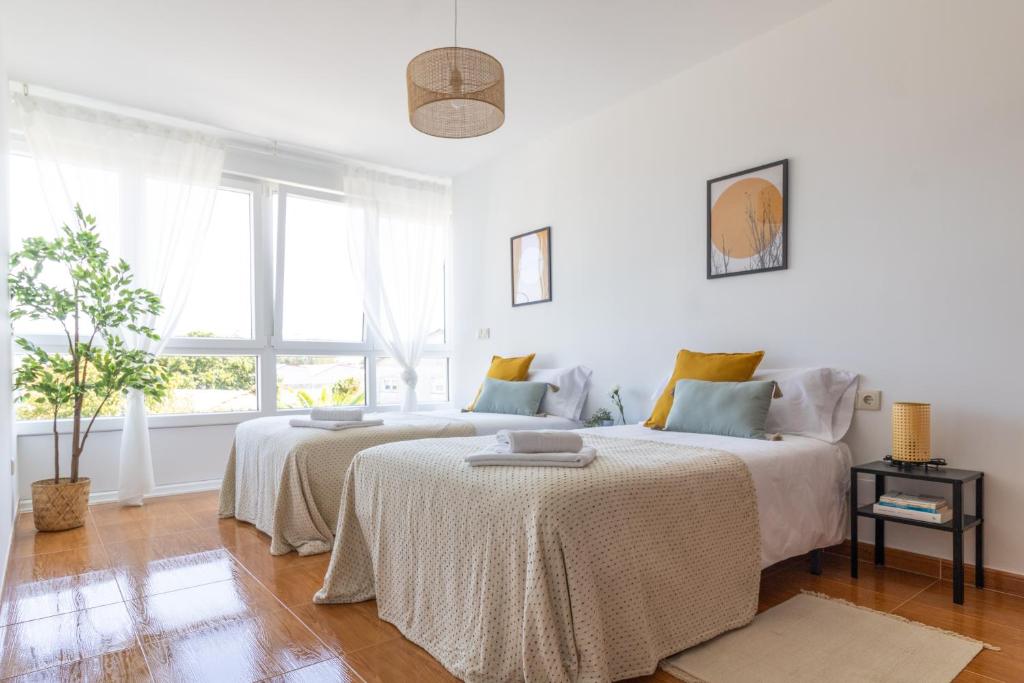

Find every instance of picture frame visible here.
[511,226,552,306]
[707,159,788,279]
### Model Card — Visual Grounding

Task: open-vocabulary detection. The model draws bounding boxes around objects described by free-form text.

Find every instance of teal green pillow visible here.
[664,379,776,439]
[473,378,548,416]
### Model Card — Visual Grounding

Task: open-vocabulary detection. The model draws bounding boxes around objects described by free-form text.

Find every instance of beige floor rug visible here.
[661,591,991,683]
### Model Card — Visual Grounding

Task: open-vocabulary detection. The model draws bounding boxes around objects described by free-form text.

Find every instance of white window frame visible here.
[14,171,452,435]
[271,184,452,414]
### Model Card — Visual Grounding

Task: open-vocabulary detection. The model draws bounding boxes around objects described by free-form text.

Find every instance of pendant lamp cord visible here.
[453,0,458,48]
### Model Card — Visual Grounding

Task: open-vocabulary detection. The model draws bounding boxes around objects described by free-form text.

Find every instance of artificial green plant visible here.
[9,205,167,483]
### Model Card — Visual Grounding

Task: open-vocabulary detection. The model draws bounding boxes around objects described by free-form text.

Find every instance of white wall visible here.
[452,0,1024,573]
[16,425,233,501]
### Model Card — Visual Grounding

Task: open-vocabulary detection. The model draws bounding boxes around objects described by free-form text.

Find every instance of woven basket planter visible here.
[31,478,91,532]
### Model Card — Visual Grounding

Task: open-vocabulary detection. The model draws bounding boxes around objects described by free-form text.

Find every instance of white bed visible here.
[218,409,581,555]
[313,365,856,680]
[314,424,852,681]
[578,424,851,567]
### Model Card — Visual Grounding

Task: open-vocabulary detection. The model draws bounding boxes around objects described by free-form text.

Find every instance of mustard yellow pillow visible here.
[644,349,765,429]
[466,353,536,410]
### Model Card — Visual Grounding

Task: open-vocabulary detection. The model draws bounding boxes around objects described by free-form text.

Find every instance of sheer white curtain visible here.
[12,93,225,505]
[343,166,450,411]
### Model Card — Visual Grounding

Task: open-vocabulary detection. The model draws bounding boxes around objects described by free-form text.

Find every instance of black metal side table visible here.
[850,460,983,604]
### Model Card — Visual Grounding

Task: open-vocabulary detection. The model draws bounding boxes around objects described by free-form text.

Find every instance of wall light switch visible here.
[477,328,491,340]
[856,390,882,411]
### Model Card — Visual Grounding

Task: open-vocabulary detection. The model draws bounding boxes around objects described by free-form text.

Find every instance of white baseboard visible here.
[17,478,221,513]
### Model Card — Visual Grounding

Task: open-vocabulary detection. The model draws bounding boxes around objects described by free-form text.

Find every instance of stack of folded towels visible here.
[465,430,596,468]
[289,407,384,431]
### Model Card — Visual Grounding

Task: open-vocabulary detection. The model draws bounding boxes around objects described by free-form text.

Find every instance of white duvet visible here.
[578,424,851,567]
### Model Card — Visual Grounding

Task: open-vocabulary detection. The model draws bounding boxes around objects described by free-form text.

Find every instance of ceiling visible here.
[1,0,829,177]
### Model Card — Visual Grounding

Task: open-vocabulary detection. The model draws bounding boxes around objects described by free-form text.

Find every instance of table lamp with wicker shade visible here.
[892,402,931,463]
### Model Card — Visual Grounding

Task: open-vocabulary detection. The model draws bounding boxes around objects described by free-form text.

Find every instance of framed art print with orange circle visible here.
[707,159,788,279]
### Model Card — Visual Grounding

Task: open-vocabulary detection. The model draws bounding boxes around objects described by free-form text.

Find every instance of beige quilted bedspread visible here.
[218,415,475,555]
[314,434,761,682]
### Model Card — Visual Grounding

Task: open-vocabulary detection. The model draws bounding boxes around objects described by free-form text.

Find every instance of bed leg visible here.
[810,549,823,575]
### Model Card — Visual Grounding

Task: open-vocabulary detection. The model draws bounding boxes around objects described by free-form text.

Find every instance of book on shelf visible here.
[876,500,948,513]
[879,490,947,511]
[872,502,952,524]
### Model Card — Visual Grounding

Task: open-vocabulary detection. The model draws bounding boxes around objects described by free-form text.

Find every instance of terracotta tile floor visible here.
[2,490,1022,681]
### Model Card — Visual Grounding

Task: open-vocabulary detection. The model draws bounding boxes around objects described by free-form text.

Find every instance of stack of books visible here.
[873,491,952,523]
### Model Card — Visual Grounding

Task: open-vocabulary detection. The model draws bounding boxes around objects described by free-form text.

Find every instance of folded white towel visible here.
[466,446,596,468]
[289,418,383,431]
[310,407,364,421]
[495,430,583,454]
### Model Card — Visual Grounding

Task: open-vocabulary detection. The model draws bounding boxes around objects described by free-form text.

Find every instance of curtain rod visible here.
[7,80,451,186]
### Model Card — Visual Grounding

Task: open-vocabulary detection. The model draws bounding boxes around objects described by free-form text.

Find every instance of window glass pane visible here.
[9,154,120,336]
[276,355,366,409]
[13,353,124,421]
[14,353,259,420]
[173,188,254,339]
[149,355,258,414]
[281,194,362,342]
[376,357,449,406]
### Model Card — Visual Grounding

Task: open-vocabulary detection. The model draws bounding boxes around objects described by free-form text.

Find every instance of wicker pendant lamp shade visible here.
[406,1,504,138]
[407,47,504,138]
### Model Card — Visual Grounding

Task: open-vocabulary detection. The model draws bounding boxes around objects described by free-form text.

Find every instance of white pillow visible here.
[527,366,593,422]
[830,378,858,442]
[753,367,859,443]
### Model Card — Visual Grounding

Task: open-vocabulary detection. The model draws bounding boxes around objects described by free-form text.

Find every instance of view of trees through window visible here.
[15,347,258,420]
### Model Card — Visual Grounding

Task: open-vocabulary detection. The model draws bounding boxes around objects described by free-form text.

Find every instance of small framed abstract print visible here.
[511,226,552,306]
[707,159,788,279]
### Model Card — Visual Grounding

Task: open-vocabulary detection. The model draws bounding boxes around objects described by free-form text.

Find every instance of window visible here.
[9,152,263,425]
[12,353,123,422]
[273,187,450,413]
[11,155,451,430]
[150,355,259,415]
[9,154,120,337]
[173,188,254,340]
[279,193,363,342]
[12,353,259,419]
[276,355,366,409]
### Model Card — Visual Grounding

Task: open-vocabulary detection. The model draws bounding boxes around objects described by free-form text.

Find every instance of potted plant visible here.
[9,206,167,531]
[584,408,614,428]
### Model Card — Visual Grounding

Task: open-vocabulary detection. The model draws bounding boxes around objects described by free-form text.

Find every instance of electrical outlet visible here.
[856,390,882,411]
[477,328,491,340]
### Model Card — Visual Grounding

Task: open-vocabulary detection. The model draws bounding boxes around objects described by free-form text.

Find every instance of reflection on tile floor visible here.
[2,490,1023,681]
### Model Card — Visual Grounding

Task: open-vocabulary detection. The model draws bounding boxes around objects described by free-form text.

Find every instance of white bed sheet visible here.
[408,409,581,436]
[577,425,851,568]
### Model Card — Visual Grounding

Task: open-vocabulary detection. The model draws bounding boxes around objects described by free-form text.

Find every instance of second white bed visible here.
[218,409,580,555]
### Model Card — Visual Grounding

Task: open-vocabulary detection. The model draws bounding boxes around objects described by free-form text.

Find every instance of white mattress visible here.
[577,425,851,568]
[407,408,582,436]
